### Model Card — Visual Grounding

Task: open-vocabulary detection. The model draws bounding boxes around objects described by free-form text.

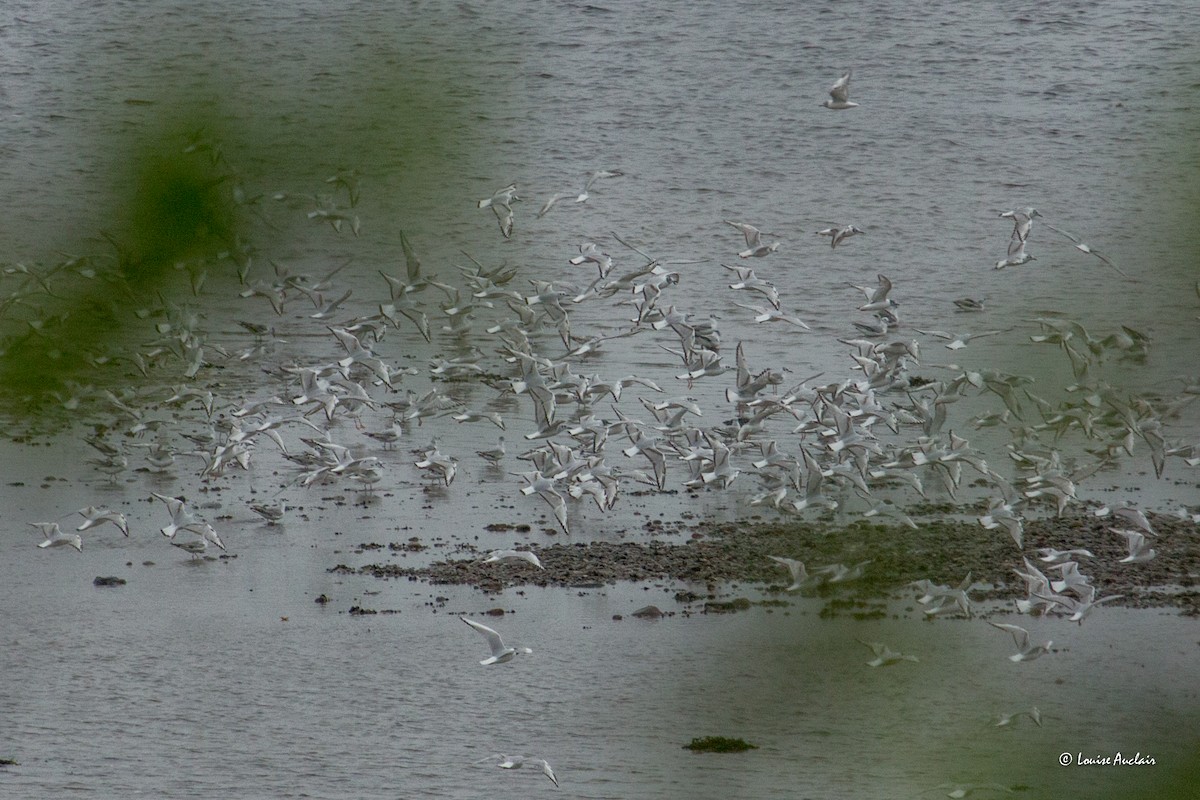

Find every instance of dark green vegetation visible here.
[351,510,1200,614]
[683,736,758,753]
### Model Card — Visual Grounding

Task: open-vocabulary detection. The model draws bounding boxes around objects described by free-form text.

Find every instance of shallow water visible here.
[2,0,1199,797]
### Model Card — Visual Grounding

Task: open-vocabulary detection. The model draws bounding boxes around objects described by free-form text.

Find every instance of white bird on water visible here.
[32,522,82,552]
[475,436,506,466]
[249,499,287,525]
[171,536,209,560]
[821,70,859,109]
[461,617,532,665]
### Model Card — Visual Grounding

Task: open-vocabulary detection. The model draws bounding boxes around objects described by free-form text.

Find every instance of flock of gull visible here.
[6,69,1199,794]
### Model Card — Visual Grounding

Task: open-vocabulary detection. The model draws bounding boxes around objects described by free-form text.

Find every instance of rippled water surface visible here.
[1,0,1199,797]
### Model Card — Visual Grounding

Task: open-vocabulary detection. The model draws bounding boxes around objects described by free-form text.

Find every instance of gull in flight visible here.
[858,640,919,667]
[930,783,1017,798]
[76,506,129,536]
[478,753,559,787]
[478,183,520,238]
[1042,222,1128,277]
[993,706,1042,728]
[482,549,544,570]
[987,621,1052,662]
[538,169,623,217]
[816,224,864,248]
[515,470,570,534]
[733,301,811,329]
[995,237,1035,269]
[724,264,781,309]
[767,555,814,591]
[994,208,1038,269]
[1112,527,1156,563]
[916,329,1005,351]
[461,617,532,665]
[849,273,897,313]
[1097,504,1158,537]
[724,220,780,258]
[1036,546,1094,564]
[32,522,82,552]
[821,70,859,109]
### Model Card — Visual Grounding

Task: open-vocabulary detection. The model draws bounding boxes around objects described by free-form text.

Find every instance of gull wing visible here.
[829,71,852,103]
[461,617,506,657]
[987,621,1030,650]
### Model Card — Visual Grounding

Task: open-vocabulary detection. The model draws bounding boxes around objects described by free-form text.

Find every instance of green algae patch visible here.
[683,736,758,753]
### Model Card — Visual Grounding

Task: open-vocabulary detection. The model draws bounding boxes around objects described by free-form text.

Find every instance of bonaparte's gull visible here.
[858,640,919,667]
[816,224,864,248]
[1041,222,1128,277]
[916,329,1004,351]
[479,753,559,787]
[171,536,208,560]
[995,208,1039,268]
[822,70,859,109]
[993,706,1042,728]
[994,237,1035,270]
[1098,504,1158,536]
[475,436,506,465]
[724,220,780,258]
[461,616,532,665]
[987,622,1052,662]
[1111,527,1156,563]
[32,522,82,552]
[849,273,895,311]
[478,184,520,238]
[482,549,544,570]
[767,555,813,591]
[249,500,287,525]
[1036,547,1094,563]
[932,783,1017,798]
[76,506,129,536]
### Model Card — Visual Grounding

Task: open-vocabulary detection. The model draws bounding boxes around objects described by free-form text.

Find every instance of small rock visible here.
[632,605,663,619]
[703,598,751,614]
[93,576,127,587]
